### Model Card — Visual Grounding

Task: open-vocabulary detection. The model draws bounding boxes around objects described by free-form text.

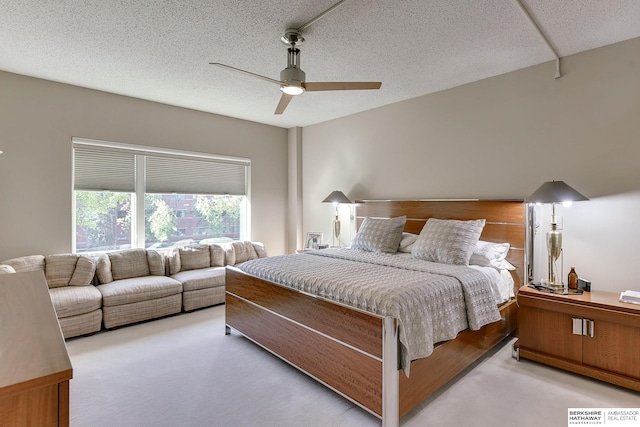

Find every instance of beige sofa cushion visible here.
[2,255,45,272]
[172,267,225,292]
[209,244,225,267]
[252,242,267,258]
[96,253,113,284]
[49,285,102,318]
[69,256,97,286]
[147,250,165,276]
[110,249,150,281]
[45,254,78,288]
[0,264,16,274]
[98,276,182,307]
[179,244,211,271]
[231,241,259,264]
[44,254,96,288]
[167,248,181,276]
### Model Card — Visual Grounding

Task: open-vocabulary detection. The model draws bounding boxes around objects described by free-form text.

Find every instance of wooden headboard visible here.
[355,199,526,293]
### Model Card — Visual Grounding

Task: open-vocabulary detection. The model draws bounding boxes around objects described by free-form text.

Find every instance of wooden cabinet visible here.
[515,285,640,391]
[0,271,73,426]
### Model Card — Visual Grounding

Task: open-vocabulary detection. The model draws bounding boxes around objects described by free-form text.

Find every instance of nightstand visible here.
[514,285,640,391]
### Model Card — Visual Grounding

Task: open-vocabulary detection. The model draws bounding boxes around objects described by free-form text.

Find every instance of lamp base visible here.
[541,279,565,293]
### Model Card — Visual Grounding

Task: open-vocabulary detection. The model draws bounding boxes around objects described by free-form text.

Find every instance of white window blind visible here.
[145,155,246,195]
[73,140,249,196]
[74,145,135,192]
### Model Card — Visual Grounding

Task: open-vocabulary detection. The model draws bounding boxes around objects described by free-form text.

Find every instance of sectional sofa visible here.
[0,241,266,338]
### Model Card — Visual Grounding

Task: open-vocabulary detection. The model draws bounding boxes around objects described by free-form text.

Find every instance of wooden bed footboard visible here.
[225,267,517,426]
[225,267,392,418]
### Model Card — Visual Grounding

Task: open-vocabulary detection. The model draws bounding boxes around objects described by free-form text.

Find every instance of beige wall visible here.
[302,37,640,293]
[0,71,288,261]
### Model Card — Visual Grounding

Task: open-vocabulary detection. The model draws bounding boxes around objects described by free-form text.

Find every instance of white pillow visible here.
[412,218,485,265]
[351,216,406,253]
[398,232,418,253]
[469,240,516,270]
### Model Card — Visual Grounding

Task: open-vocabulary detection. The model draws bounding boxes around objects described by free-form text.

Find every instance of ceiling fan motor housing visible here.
[280,66,305,86]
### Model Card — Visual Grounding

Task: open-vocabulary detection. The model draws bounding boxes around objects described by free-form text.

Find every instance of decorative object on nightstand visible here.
[322,190,351,247]
[578,277,591,292]
[304,232,323,250]
[525,180,589,293]
[619,290,640,305]
[568,266,578,289]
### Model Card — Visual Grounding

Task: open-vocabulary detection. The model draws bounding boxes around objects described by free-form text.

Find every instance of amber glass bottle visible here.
[568,266,578,290]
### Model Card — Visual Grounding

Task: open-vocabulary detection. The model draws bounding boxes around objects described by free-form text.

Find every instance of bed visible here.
[225,199,526,427]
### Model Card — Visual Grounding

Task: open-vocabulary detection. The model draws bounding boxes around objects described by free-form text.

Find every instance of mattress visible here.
[237,248,502,375]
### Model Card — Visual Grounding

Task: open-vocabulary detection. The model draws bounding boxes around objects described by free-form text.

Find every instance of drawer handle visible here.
[582,319,595,338]
[572,318,583,335]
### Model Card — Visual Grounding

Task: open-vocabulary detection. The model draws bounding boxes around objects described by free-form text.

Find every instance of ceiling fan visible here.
[210,28,382,115]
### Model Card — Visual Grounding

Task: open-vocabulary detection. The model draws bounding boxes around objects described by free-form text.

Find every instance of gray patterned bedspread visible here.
[237,248,501,376]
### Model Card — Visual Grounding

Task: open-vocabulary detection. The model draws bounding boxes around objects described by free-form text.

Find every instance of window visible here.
[73,138,250,254]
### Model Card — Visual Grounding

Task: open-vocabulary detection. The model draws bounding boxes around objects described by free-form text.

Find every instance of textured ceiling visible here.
[2,0,640,129]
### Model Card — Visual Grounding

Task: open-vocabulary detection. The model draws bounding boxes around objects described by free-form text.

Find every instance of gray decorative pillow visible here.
[412,218,486,265]
[351,216,406,253]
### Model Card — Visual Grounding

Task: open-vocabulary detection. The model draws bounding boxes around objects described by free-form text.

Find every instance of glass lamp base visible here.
[541,279,565,293]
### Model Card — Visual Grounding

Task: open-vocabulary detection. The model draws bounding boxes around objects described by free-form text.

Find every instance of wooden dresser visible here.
[0,271,73,427]
[514,285,640,391]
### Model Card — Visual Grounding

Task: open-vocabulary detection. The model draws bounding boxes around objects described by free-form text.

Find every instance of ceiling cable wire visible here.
[515,0,562,79]
[298,0,351,32]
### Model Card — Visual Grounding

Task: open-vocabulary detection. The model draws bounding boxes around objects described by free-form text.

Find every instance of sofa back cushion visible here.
[229,241,259,265]
[179,244,211,272]
[45,254,95,288]
[45,254,77,287]
[69,256,97,286]
[166,249,181,276]
[96,254,113,284]
[109,249,150,281]
[252,242,267,259]
[147,250,165,276]
[2,255,45,273]
[210,244,225,267]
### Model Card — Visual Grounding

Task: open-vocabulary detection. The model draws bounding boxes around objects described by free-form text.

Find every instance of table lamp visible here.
[322,190,351,247]
[526,180,588,292]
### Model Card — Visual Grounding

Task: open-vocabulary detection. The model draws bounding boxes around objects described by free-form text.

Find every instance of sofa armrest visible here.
[0,264,16,274]
[1,255,45,273]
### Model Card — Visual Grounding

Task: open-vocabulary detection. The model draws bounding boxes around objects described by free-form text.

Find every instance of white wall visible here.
[0,71,288,260]
[302,37,640,293]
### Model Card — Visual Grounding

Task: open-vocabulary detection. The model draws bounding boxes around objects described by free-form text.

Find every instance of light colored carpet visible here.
[66,305,640,427]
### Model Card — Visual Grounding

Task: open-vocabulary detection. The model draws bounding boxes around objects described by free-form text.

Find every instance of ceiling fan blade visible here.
[210,63,284,86]
[274,93,294,115]
[302,82,382,91]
